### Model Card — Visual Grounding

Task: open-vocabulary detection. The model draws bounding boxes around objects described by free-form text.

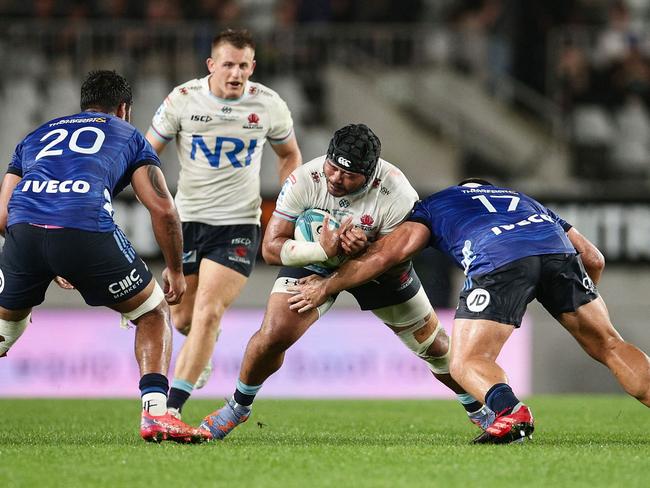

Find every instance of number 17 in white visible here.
[472,194,520,213]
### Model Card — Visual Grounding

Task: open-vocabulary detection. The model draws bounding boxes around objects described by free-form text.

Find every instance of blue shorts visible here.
[455,253,598,327]
[181,222,260,277]
[0,223,152,309]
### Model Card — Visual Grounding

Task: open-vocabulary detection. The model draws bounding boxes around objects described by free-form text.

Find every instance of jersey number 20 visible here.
[35,127,106,161]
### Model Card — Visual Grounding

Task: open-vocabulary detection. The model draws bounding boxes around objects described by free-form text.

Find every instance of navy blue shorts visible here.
[278,261,422,311]
[455,253,599,328]
[181,222,260,277]
[0,223,152,309]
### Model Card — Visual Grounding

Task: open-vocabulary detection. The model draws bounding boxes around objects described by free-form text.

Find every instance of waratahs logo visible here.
[360,214,374,226]
[243,113,262,129]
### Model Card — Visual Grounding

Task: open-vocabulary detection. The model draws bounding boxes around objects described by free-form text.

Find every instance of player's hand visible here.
[318,215,353,258]
[340,226,368,256]
[287,274,329,313]
[53,276,75,290]
[162,268,186,305]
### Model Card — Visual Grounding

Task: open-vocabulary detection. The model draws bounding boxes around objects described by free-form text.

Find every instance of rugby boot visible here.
[140,411,212,444]
[472,403,534,444]
[194,361,213,389]
[467,404,496,431]
[200,398,250,440]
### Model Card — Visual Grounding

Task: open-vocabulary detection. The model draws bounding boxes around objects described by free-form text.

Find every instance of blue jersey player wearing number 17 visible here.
[290,178,650,444]
[0,70,211,443]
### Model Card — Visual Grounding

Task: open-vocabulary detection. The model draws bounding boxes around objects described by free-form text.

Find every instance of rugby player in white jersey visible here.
[199,124,494,439]
[145,29,302,418]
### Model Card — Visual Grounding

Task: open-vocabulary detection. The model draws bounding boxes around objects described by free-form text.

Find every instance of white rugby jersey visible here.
[274,156,419,240]
[150,75,294,225]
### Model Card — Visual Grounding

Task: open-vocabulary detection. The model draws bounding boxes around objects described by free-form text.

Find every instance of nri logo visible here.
[108,269,142,297]
[22,180,90,193]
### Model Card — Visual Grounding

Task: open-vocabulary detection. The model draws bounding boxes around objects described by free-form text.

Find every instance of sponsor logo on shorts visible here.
[182,250,197,264]
[22,180,90,194]
[231,237,252,246]
[0,269,4,294]
[582,276,596,294]
[466,288,490,312]
[108,269,143,298]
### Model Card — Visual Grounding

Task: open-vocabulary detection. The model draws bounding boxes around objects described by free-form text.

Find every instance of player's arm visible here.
[131,164,185,304]
[567,227,605,284]
[262,213,351,267]
[0,173,21,236]
[288,221,430,313]
[145,130,169,155]
[271,136,302,184]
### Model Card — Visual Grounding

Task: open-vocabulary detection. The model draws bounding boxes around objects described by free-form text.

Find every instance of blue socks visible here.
[485,383,520,416]
[167,378,194,411]
[233,380,262,407]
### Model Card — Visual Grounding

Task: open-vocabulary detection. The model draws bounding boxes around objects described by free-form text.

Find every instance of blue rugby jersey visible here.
[409,185,575,277]
[7,112,160,232]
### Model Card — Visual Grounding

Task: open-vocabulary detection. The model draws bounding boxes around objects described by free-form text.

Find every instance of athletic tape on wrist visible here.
[280,239,328,266]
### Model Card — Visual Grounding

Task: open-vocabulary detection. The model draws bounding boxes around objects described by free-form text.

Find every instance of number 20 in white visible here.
[35,127,106,161]
[472,194,520,213]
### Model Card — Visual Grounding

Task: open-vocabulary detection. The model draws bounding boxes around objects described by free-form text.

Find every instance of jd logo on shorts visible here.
[467,288,490,312]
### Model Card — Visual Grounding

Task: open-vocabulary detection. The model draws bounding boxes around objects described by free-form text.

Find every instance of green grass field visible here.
[1,395,648,487]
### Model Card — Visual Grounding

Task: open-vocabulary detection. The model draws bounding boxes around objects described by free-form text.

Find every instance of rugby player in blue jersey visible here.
[289,178,650,444]
[0,70,212,443]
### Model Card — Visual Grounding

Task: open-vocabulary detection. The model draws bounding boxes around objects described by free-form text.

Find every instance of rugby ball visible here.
[294,209,347,269]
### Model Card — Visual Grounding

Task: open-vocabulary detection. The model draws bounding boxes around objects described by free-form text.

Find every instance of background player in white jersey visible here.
[199,124,493,440]
[0,70,210,443]
[145,29,302,417]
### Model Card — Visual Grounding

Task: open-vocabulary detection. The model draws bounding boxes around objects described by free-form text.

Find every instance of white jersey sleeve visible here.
[150,87,187,142]
[376,167,419,235]
[267,96,294,145]
[273,162,317,221]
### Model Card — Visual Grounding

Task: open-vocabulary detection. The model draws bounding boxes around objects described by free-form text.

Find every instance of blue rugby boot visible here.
[200,398,250,440]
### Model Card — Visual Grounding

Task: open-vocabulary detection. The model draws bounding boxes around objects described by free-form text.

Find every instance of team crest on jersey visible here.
[243,113,263,129]
[360,214,374,226]
[310,171,321,183]
[358,214,376,232]
[339,199,350,208]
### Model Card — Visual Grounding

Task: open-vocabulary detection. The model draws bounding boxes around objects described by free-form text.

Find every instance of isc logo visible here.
[22,180,90,193]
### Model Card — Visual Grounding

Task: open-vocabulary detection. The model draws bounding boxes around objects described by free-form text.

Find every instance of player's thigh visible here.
[194,259,248,316]
[557,296,622,357]
[47,227,153,308]
[258,289,320,348]
[451,318,515,362]
[0,224,54,311]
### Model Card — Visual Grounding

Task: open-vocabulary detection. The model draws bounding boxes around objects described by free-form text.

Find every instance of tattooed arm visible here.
[131,165,185,304]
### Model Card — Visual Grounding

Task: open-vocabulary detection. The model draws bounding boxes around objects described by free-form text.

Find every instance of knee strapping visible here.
[0,314,31,357]
[395,319,450,374]
[120,283,165,328]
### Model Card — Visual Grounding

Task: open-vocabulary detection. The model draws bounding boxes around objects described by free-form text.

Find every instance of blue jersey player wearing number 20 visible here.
[0,70,212,443]
[289,178,650,444]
